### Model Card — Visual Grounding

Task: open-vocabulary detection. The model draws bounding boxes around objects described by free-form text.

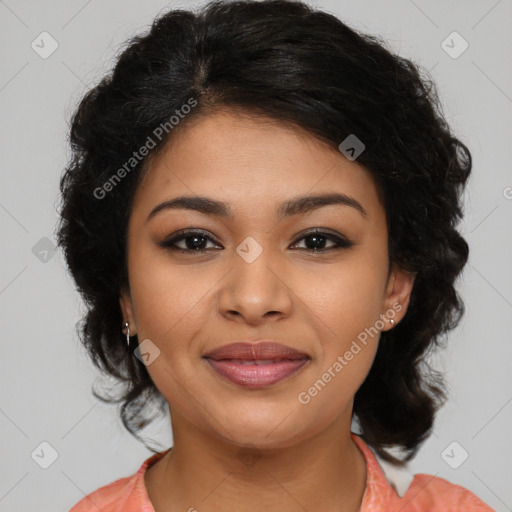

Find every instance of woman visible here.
[58,0,493,510]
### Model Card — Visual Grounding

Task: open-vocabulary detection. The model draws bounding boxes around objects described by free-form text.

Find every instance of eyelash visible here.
[159,229,354,254]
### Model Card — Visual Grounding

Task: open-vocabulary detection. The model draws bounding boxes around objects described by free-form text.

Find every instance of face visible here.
[120,109,414,450]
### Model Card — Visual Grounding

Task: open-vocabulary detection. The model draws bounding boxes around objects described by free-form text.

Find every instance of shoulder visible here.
[350,433,493,512]
[68,449,170,512]
[67,449,171,512]
[69,471,142,512]
[395,473,495,511]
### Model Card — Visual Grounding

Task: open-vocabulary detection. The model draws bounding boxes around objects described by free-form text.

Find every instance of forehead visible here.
[131,110,382,220]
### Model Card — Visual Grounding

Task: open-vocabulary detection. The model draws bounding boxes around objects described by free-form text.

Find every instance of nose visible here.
[218,241,293,325]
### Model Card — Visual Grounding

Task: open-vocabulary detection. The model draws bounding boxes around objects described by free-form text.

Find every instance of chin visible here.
[210,406,311,450]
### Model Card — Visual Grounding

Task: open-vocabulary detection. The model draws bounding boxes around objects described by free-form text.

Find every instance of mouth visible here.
[203,341,310,388]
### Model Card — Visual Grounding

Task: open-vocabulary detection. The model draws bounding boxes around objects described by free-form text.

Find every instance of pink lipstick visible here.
[203,341,310,388]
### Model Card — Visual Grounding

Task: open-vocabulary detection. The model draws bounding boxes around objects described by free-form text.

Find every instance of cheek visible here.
[304,258,387,336]
[296,257,386,395]
[127,245,211,341]
[126,249,211,411]
[297,269,384,417]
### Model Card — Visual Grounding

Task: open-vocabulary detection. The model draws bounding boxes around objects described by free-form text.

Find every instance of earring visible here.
[390,319,395,326]
[124,322,130,347]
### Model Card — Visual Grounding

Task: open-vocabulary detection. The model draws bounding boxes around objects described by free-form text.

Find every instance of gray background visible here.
[1,0,511,510]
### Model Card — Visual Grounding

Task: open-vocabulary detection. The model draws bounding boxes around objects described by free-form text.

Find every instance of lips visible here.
[204,341,309,361]
[203,341,310,388]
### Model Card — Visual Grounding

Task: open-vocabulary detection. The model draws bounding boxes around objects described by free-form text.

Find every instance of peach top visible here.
[69,433,494,511]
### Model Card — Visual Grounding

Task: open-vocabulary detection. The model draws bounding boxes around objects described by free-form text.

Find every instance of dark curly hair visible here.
[55,0,471,465]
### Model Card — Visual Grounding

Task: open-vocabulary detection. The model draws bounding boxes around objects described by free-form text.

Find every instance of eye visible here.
[290,230,354,252]
[159,229,221,253]
[158,228,354,254]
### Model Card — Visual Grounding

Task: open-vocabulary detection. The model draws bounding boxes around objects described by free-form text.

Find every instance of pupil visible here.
[307,235,325,250]
[188,235,206,250]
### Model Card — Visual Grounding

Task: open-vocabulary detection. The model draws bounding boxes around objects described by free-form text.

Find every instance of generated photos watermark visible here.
[297,302,402,405]
[93,97,198,200]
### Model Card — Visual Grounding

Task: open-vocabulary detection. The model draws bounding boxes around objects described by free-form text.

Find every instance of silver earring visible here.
[390,319,395,326]
[124,322,130,347]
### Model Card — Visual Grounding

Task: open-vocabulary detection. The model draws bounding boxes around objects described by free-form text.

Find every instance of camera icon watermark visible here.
[31,441,59,469]
[441,31,469,59]
[32,237,57,263]
[237,443,262,467]
[134,339,161,366]
[441,441,469,469]
[31,31,59,59]
[236,236,263,264]
[338,134,365,161]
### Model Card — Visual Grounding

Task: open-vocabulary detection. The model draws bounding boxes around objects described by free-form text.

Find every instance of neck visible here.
[145,411,367,512]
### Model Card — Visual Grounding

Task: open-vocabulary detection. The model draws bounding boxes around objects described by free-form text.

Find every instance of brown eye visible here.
[159,230,221,253]
[291,231,354,252]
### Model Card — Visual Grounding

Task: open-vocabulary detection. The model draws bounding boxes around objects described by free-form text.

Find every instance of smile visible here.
[204,357,310,388]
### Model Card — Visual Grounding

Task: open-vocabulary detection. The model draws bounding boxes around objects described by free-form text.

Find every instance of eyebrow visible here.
[146,192,367,222]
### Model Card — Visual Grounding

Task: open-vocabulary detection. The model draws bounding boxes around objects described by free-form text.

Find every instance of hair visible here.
[56,0,471,464]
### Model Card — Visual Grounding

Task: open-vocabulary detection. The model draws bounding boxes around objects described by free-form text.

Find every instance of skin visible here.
[119,109,415,512]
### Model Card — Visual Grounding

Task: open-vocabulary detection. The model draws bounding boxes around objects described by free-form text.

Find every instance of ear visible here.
[380,264,416,331]
[119,286,137,337]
